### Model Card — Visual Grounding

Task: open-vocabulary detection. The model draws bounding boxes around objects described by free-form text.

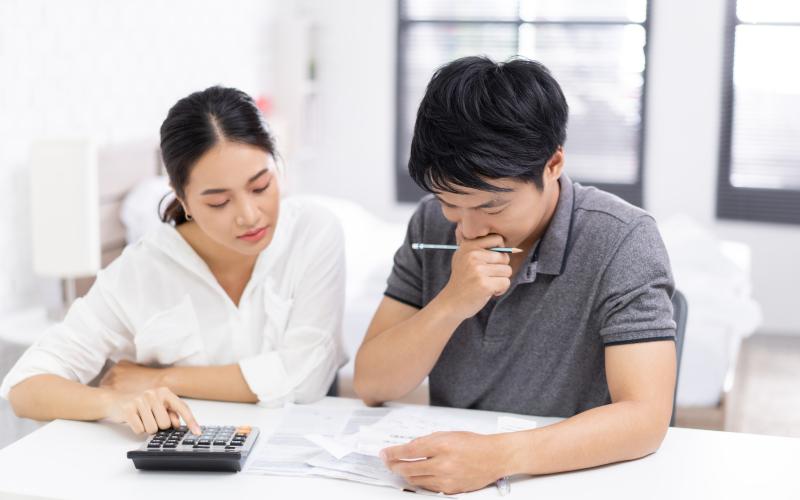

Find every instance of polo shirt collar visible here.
[520,174,574,282]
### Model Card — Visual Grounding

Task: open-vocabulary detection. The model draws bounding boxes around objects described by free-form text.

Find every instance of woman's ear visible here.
[171,186,191,217]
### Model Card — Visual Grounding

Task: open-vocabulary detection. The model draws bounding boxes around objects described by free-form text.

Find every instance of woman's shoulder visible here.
[279,196,344,245]
[96,224,188,286]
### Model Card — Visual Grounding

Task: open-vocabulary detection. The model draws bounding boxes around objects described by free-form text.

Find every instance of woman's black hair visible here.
[408,56,568,193]
[159,86,276,225]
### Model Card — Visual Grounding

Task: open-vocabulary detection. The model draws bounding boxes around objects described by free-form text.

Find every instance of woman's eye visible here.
[486,207,507,215]
[208,201,229,209]
[253,182,271,194]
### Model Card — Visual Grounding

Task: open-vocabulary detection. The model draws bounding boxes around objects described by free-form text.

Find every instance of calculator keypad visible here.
[144,426,253,451]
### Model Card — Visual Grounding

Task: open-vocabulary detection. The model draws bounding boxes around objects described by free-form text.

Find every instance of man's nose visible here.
[459,216,490,240]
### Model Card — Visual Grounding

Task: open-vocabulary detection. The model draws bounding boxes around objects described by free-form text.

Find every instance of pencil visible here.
[411,243,522,254]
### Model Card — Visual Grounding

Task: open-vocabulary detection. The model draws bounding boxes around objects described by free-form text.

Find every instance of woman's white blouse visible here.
[0,198,347,407]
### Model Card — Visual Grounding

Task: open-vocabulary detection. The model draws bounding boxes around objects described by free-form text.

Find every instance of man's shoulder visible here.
[572,182,654,234]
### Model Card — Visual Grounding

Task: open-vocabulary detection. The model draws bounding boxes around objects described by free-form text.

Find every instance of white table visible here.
[0,397,797,500]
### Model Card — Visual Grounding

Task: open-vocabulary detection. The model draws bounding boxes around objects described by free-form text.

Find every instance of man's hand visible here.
[100,360,167,394]
[381,431,511,495]
[438,232,513,320]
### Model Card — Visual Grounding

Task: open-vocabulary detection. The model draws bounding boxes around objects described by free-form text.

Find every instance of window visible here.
[717,0,800,224]
[395,0,650,206]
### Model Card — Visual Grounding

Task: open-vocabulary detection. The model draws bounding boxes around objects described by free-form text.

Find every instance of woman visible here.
[2,86,346,436]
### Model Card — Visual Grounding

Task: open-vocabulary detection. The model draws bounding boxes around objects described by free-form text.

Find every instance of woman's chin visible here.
[232,234,273,256]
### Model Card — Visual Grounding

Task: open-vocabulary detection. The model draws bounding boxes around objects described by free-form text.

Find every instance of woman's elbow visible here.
[8,384,33,419]
[292,370,337,404]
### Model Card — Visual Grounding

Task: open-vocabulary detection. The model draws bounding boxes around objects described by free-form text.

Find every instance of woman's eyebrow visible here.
[200,168,269,195]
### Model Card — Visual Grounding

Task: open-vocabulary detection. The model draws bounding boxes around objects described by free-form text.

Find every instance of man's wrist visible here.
[493,430,536,477]
[431,287,468,323]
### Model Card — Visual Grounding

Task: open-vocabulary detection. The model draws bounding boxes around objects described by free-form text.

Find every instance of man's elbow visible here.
[639,424,669,458]
[631,405,672,459]
[352,369,385,407]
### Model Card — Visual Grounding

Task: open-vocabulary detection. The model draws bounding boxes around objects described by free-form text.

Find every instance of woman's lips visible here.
[237,226,268,243]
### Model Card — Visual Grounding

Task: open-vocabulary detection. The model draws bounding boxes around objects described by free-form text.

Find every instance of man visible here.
[354,56,677,494]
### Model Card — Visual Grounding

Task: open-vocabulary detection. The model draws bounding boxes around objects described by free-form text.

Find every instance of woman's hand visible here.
[100,360,167,394]
[103,386,201,435]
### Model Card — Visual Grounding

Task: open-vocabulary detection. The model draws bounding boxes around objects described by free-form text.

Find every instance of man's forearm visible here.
[162,364,258,403]
[354,295,464,404]
[499,400,671,476]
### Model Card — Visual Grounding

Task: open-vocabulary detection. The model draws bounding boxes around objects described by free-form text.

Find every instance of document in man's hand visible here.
[245,404,536,496]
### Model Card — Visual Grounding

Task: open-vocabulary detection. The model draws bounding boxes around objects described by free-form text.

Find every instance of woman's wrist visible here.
[96,387,122,420]
[159,367,181,395]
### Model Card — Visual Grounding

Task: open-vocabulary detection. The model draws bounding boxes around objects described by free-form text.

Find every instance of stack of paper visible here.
[245,404,537,495]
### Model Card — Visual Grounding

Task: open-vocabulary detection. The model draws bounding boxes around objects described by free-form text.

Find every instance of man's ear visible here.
[544,147,565,182]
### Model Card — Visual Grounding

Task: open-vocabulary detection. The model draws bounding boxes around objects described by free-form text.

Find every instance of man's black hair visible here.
[408,56,568,193]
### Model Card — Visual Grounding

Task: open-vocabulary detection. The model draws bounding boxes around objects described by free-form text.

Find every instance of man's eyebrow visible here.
[434,195,508,209]
[200,169,269,196]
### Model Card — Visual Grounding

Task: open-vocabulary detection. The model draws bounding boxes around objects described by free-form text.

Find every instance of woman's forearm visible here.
[162,364,258,403]
[500,400,671,476]
[9,374,114,422]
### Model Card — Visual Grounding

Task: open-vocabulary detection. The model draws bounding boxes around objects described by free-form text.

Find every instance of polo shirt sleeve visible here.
[596,215,677,345]
[384,203,426,309]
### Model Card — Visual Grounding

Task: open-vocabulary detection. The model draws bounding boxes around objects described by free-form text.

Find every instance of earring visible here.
[186,213,193,221]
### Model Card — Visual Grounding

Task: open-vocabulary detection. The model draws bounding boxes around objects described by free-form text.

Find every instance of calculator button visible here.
[182,438,196,445]
[213,440,228,446]
[147,442,162,448]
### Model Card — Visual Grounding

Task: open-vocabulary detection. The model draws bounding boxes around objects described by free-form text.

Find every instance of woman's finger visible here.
[163,391,201,434]
[168,409,181,428]
[150,400,173,430]
[126,407,145,434]
[136,399,159,434]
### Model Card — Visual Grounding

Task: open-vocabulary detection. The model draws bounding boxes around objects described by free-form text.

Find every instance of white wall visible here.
[0,0,276,316]
[645,0,800,334]
[2,0,797,333]
[281,0,413,223]
[302,0,800,334]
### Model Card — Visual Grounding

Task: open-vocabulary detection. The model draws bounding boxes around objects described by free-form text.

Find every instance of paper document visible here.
[246,403,536,496]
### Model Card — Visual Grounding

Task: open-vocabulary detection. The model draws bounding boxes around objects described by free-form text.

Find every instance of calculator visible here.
[127,425,260,472]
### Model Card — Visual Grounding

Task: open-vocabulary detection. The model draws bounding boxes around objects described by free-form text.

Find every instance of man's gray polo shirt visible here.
[384,174,676,418]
